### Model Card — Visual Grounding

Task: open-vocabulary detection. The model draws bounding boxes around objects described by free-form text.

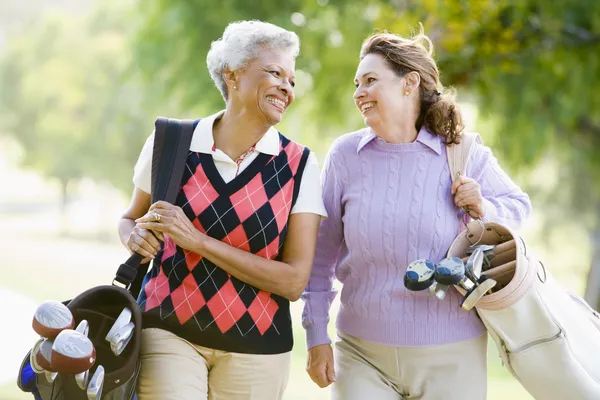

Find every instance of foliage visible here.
[416,1,600,224]
[0,0,183,194]
[1,0,599,223]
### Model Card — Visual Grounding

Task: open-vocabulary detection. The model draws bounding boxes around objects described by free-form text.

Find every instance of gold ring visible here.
[154,213,161,223]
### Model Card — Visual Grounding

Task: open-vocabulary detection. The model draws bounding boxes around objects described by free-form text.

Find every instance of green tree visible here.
[0,0,184,218]
[397,1,600,308]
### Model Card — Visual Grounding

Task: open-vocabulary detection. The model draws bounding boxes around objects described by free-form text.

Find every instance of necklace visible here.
[212,143,257,176]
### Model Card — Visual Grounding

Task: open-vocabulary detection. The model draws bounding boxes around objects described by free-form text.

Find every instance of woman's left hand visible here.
[135,201,204,252]
[451,175,485,218]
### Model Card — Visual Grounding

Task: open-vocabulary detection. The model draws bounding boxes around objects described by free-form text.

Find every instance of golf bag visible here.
[17,118,195,399]
[447,133,600,399]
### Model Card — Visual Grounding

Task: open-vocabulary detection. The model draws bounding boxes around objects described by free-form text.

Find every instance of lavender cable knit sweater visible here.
[301,127,532,349]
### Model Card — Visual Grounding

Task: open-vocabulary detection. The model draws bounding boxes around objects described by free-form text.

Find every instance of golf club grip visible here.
[462,248,517,269]
[481,260,516,278]
[492,239,516,255]
[464,240,516,260]
[488,248,516,268]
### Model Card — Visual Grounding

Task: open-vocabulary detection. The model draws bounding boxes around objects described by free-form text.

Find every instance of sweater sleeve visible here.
[301,143,345,350]
[467,142,532,229]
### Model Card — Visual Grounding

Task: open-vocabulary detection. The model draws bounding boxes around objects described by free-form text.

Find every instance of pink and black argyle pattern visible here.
[139,127,310,355]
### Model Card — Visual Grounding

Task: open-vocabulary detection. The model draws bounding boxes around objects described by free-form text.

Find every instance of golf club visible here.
[30,338,45,374]
[434,257,465,286]
[404,259,436,291]
[460,277,497,310]
[35,339,54,372]
[76,369,90,391]
[106,308,132,344]
[51,329,96,374]
[87,365,104,400]
[109,321,134,356]
[76,319,90,337]
[470,244,495,270]
[468,240,515,262]
[429,282,449,300]
[465,248,484,283]
[466,244,495,256]
[482,260,517,279]
[32,300,74,339]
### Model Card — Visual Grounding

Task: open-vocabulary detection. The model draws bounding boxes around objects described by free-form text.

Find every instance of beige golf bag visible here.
[446,133,600,399]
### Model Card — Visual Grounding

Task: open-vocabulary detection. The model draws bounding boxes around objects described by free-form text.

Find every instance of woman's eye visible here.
[270,71,281,77]
[367,77,376,83]
[290,81,296,88]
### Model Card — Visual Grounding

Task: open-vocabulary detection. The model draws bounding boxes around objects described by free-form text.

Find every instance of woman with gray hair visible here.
[119,20,326,399]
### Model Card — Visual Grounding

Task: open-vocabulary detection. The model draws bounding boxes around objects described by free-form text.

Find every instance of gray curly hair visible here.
[206,20,300,101]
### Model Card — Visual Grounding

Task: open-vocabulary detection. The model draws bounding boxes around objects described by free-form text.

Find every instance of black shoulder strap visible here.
[113,118,195,298]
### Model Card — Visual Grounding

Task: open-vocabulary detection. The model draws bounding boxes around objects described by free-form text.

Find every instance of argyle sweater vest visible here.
[138,130,310,355]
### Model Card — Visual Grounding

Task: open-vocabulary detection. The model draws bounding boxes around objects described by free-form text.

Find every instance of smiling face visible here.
[231,48,296,126]
[353,53,412,130]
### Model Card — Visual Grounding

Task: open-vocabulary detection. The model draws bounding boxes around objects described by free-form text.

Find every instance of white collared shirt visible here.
[133,110,327,217]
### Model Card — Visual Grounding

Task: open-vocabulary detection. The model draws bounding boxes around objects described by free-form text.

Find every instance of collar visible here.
[190,110,280,156]
[356,126,442,155]
[356,128,377,154]
[416,126,442,155]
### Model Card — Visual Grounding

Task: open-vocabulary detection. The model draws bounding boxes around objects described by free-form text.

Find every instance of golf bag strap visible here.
[114,118,195,298]
[446,132,482,180]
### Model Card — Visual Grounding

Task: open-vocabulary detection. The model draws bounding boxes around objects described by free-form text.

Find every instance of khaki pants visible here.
[137,328,291,400]
[333,333,488,400]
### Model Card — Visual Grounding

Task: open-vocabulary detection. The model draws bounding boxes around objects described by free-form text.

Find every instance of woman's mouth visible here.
[267,96,286,112]
[360,101,375,114]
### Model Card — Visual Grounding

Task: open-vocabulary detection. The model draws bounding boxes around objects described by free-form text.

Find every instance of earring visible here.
[404,89,410,96]
[233,85,237,90]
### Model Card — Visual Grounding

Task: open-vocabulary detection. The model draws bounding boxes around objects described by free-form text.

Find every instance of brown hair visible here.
[359,26,464,144]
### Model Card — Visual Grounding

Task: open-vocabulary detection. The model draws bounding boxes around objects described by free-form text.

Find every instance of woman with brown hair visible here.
[302,28,532,399]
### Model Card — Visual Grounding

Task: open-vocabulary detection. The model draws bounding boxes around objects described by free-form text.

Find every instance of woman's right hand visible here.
[306,344,336,388]
[127,225,162,263]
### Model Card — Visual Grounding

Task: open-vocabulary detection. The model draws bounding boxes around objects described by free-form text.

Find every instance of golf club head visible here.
[429,282,449,300]
[456,276,476,292]
[482,256,492,271]
[460,278,497,310]
[32,300,74,339]
[109,321,134,356]
[465,248,484,282]
[87,365,104,400]
[466,244,495,255]
[76,320,90,337]
[404,259,436,291]
[35,339,55,372]
[434,257,465,285]
[51,329,96,374]
[30,338,46,374]
[105,308,132,344]
[76,369,90,391]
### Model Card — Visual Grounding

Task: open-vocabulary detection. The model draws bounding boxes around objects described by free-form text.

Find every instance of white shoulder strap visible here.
[446,132,482,180]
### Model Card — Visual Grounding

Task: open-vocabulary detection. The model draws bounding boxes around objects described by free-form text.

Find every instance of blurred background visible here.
[1,0,599,399]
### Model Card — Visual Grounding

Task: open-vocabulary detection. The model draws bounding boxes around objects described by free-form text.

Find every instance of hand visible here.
[127,225,162,263]
[451,175,485,218]
[306,344,336,388]
[135,201,204,252]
